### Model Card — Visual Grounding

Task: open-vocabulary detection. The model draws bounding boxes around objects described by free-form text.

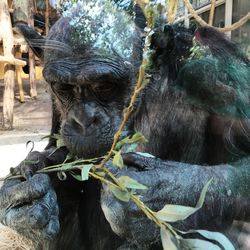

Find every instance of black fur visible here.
[1,2,250,249]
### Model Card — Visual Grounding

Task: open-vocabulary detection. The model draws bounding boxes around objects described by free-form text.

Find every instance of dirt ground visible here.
[0,72,52,178]
[0,67,52,143]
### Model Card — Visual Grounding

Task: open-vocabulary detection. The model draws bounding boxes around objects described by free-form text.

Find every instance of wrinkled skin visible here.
[1,2,250,249]
[0,175,58,240]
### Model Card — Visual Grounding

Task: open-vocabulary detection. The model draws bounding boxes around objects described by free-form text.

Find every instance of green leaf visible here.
[129,132,148,144]
[113,151,124,168]
[81,164,93,181]
[160,227,178,250]
[118,176,147,190]
[115,132,148,150]
[155,178,212,222]
[70,173,83,182]
[110,186,130,202]
[125,143,138,153]
[182,238,221,250]
[155,204,200,222]
[183,230,235,250]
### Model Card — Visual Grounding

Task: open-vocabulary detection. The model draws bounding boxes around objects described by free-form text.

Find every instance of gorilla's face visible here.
[42,0,142,158]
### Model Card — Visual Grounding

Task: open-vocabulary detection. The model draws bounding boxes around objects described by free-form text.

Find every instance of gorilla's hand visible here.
[101,153,250,247]
[11,147,68,179]
[0,174,59,241]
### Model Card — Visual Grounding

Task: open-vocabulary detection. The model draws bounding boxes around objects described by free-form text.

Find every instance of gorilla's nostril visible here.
[71,118,84,133]
[71,116,98,134]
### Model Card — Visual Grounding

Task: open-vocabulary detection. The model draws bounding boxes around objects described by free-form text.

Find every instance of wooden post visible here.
[0,0,15,129]
[45,0,50,35]
[225,0,233,38]
[15,50,25,102]
[28,0,37,98]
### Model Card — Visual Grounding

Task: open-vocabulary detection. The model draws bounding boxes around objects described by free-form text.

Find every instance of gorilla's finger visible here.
[10,166,22,176]
[0,174,50,208]
[43,215,60,240]
[2,178,21,188]
[27,190,57,228]
[122,152,157,170]
[3,189,57,229]
[20,151,47,178]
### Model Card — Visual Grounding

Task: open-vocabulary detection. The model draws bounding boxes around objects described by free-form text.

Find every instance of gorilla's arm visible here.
[1,154,250,248]
[101,153,250,246]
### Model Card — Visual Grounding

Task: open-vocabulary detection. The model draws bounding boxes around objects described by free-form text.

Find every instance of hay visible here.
[0,223,34,250]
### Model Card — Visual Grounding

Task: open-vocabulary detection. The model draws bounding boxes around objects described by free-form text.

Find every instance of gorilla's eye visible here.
[56,83,73,92]
[91,83,116,101]
[51,83,74,103]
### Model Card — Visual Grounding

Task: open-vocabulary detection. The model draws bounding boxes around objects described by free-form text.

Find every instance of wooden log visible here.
[46,0,50,35]
[15,50,25,102]
[0,55,26,66]
[0,0,15,129]
[28,0,37,98]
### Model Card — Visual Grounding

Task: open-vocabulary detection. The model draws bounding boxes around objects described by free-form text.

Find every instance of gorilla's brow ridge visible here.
[44,58,129,86]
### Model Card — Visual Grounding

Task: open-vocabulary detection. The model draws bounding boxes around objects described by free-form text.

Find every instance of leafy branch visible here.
[2,1,237,249]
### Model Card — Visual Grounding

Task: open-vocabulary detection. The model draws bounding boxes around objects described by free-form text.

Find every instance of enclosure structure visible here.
[177,0,250,55]
[0,0,56,130]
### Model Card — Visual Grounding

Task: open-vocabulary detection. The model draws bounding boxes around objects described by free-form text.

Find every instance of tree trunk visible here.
[0,0,15,129]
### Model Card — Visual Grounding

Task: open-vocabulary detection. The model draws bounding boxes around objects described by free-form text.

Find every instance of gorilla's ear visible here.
[15,23,44,60]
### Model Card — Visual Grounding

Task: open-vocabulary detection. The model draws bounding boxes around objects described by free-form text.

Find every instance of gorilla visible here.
[0,1,250,249]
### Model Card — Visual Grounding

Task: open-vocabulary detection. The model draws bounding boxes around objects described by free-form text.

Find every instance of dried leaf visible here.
[113,151,124,168]
[110,186,130,202]
[81,164,93,181]
[118,176,147,190]
[160,227,178,250]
